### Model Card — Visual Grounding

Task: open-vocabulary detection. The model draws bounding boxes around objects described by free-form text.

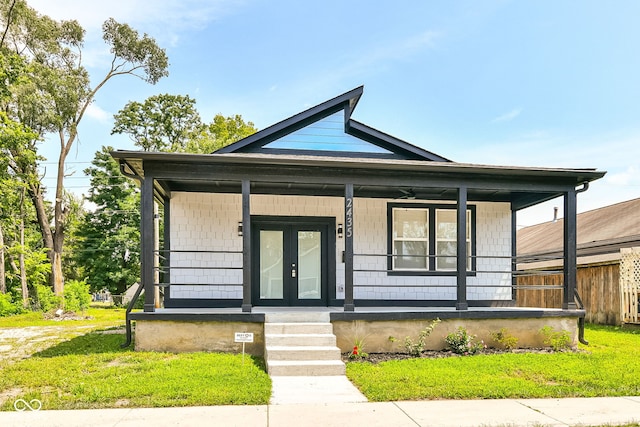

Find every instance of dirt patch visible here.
[114,399,130,407]
[0,388,23,406]
[96,328,125,335]
[43,311,94,321]
[0,325,95,362]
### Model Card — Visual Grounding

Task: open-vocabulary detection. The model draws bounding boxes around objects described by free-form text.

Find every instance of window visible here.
[388,203,475,275]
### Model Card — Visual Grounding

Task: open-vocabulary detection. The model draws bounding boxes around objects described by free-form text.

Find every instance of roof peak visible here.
[215,86,450,162]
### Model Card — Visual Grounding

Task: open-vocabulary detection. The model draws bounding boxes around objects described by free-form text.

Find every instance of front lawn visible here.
[0,332,271,410]
[346,324,640,401]
[0,308,271,410]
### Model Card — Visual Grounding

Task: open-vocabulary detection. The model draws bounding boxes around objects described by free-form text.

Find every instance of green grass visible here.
[0,332,271,410]
[0,307,126,328]
[346,324,640,401]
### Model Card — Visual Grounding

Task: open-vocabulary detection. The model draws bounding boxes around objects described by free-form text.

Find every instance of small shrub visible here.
[33,284,62,312]
[490,328,519,350]
[64,280,92,313]
[539,326,572,351]
[349,337,369,360]
[390,318,441,357]
[445,326,485,355]
[0,293,23,317]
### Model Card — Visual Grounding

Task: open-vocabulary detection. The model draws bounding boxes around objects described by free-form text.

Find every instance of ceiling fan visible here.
[397,188,416,200]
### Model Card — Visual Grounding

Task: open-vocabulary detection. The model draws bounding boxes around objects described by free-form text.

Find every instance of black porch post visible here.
[511,208,517,301]
[141,174,155,312]
[456,186,468,310]
[344,183,355,311]
[162,197,171,295]
[563,189,578,309]
[241,179,252,313]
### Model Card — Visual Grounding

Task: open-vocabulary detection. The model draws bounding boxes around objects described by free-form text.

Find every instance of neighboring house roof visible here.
[518,197,640,262]
[215,86,451,161]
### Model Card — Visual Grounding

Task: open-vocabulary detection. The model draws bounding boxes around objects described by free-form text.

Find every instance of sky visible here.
[26,0,640,228]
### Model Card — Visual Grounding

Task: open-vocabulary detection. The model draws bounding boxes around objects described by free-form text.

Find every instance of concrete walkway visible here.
[0,396,638,426]
[270,376,367,404]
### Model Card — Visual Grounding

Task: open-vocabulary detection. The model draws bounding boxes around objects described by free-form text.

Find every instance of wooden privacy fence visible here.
[516,262,621,325]
[620,247,640,324]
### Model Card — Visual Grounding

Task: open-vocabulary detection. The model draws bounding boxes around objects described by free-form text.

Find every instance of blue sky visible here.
[27,0,640,227]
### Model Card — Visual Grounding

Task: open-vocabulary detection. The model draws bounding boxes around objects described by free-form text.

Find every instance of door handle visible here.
[291,263,296,278]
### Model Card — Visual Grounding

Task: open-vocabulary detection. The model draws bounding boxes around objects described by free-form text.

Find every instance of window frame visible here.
[387,203,477,276]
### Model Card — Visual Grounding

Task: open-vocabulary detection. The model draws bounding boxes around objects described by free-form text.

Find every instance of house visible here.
[112,86,605,358]
[517,198,640,325]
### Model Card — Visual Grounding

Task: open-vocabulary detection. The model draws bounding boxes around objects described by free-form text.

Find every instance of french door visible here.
[252,217,331,306]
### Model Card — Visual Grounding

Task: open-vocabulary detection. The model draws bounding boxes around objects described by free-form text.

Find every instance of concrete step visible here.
[264,333,337,347]
[264,312,330,323]
[267,360,346,376]
[266,345,341,361]
[264,322,334,335]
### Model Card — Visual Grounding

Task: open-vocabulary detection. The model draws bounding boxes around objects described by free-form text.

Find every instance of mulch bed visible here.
[343,347,572,363]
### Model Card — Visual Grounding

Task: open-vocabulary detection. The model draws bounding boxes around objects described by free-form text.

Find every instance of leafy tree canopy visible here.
[112,92,257,153]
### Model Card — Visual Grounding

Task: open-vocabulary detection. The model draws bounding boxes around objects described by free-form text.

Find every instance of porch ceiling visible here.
[113,151,605,211]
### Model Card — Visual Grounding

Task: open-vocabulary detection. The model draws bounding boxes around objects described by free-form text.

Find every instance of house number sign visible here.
[345,197,353,238]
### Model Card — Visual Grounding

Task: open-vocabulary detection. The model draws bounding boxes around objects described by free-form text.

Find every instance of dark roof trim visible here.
[347,120,450,162]
[216,86,364,154]
[111,150,605,183]
[215,86,449,161]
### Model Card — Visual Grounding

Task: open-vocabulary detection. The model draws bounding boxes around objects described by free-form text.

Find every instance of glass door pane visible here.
[259,230,283,299]
[297,231,321,300]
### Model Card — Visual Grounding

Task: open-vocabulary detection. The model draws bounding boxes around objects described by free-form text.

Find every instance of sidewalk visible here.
[1,396,638,427]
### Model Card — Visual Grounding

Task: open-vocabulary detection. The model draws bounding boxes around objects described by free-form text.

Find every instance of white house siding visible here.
[169,193,512,302]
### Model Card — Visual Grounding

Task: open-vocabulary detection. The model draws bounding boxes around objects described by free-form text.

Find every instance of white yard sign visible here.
[234,332,254,343]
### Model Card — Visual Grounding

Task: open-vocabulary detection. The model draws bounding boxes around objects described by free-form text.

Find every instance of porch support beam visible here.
[511,208,517,301]
[162,196,171,292]
[456,186,468,310]
[141,174,155,312]
[241,179,252,313]
[563,189,577,309]
[344,183,355,311]
[144,162,577,193]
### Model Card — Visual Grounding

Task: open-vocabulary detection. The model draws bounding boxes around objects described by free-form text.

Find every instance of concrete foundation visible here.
[132,315,579,354]
[333,317,578,352]
[134,321,265,355]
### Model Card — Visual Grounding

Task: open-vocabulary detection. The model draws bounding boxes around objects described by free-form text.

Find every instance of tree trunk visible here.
[51,131,72,297]
[20,189,28,307]
[26,181,56,289]
[0,221,5,294]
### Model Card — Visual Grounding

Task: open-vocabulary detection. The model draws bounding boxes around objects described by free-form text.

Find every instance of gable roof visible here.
[215,86,450,161]
[518,197,640,258]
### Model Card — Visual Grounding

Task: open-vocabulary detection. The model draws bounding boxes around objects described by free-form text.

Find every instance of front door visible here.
[252,217,332,306]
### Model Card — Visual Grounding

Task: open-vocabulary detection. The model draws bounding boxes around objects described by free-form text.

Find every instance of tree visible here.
[74,146,140,294]
[112,93,203,152]
[112,92,256,153]
[186,114,257,153]
[0,1,169,295]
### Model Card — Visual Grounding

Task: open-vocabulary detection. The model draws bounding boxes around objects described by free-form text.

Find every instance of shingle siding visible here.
[169,193,512,302]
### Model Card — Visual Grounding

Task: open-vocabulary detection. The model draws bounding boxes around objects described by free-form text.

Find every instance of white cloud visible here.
[84,103,111,123]
[26,0,244,45]
[491,108,522,123]
[26,0,241,29]
[607,165,640,186]
[348,30,441,74]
